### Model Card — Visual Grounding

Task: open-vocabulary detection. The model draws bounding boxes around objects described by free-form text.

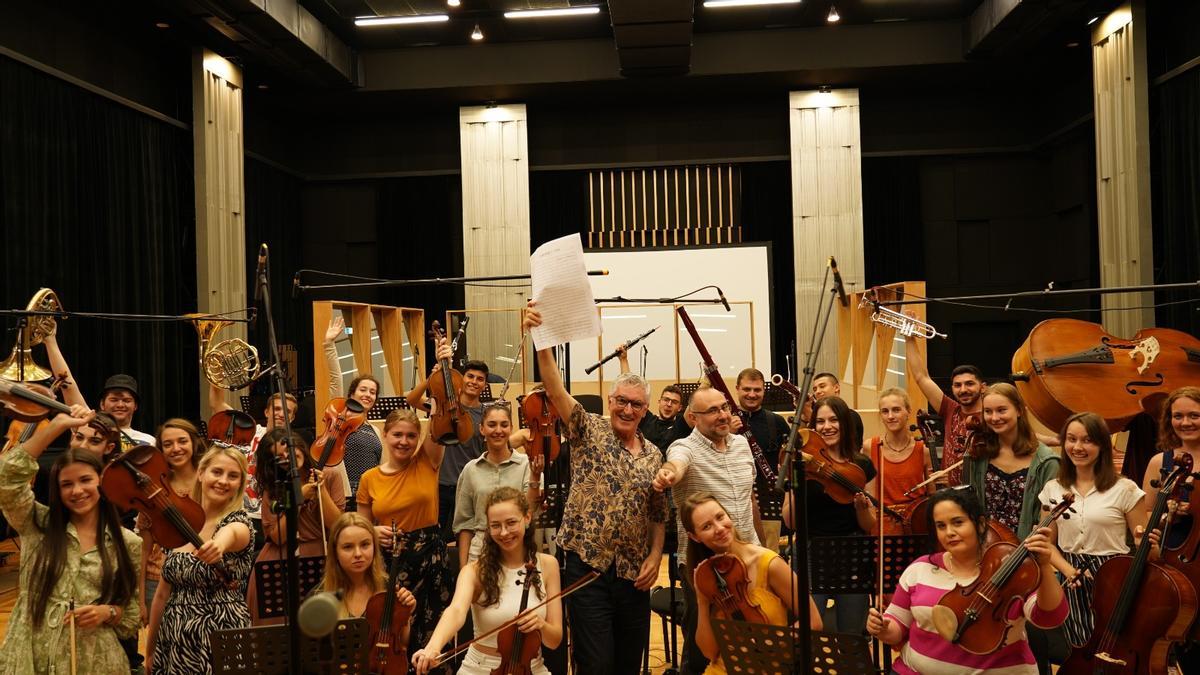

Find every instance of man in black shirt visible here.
[735,368,791,551]
[639,385,684,453]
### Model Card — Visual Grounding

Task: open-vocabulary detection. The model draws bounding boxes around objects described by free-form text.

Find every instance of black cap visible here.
[101,374,139,402]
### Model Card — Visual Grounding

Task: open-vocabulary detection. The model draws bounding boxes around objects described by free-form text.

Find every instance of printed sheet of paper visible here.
[530,234,601,349]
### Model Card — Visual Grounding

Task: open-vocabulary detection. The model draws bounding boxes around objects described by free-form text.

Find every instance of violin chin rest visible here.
[929,604,960,643]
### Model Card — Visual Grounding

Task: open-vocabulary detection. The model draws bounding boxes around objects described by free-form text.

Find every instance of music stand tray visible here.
[253,555,326,619]
[712,619,875,675]
[212,619,371,674]
[809,535,928,595]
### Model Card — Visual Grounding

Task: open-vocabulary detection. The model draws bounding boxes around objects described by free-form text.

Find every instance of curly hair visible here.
[254,428,311,501]
[475,487,541,608]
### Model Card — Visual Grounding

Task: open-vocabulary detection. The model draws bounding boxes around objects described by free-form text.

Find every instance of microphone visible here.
[291,272,301,299]
[254,243,269,304]
[298,590,344,638]
[829,257,848,308]
[716,287,731,313]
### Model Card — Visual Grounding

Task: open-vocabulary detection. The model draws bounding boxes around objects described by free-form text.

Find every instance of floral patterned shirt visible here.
[557,403,669,581]
[984,463,1028,536]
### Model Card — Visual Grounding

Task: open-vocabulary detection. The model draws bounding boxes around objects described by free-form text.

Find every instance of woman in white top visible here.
[411,487,562,675]
[1038,411,1147,648]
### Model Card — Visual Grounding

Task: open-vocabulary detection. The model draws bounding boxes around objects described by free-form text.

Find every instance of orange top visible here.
[869,437,928,535]
[356,447,438,531]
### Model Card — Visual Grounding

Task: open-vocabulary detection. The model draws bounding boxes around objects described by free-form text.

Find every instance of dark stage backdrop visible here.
[0,54,196,432]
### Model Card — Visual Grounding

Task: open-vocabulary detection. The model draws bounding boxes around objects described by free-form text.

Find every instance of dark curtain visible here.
[530,169,589,250]
[0,54,195,430]
[740,161,794,376]
[862,156,925,288]
[1151,66,1200,337]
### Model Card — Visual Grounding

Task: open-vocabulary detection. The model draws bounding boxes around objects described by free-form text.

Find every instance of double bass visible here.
[1012,319,1200,432]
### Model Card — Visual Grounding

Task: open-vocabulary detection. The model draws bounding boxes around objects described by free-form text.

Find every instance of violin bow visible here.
[430,570,599,668]
[877,436,886,615]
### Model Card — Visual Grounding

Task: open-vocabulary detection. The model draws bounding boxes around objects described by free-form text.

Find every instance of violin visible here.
[930,493,1076,654]
[364,524,414,675]
[693,553,770,624]
[206,409,257,448]
[422,320,475,446]
[0,379,73,422]
[492,560,543,675]
[1059,455,1197,674]
[791,428,906,522]
[520,390,560,463]
[99,444,236,587]
[1012,318,1200,432]
[309,397,366,471]
[1,375,68,453]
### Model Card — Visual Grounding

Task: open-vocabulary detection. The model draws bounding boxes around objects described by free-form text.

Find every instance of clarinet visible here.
[677,307,778,488]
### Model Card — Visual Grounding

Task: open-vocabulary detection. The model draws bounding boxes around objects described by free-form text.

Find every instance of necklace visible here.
[944,551,980,577]
[882,434,911,453]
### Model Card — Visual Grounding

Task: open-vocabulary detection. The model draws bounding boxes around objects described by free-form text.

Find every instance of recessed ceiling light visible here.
[827,5,839,22]
[355,14,450,27]
[1066,41,1080,47]
[154,21,170,29]
[1087,16,1099,25]
[504,7,601,19]
[471,23,483,40]
[447,0,460,6]
[703,0,802,7]
[257,84,269,90]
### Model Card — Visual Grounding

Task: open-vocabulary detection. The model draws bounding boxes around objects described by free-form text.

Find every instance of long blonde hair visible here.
[192,445,249,519]
[321,512,387,594]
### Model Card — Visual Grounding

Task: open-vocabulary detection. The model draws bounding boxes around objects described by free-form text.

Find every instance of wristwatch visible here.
[107,605,117,624]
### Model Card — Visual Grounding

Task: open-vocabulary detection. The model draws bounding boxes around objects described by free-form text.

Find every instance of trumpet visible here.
[189,314,264,391]
[859,293,947,340]
[0,288,62,383]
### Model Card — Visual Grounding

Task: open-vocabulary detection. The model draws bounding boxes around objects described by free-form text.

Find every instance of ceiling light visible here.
[1087,16,1099,25]
[471,23,483,40]
[504,7,601,18]
[154,21,170,29]
[355,14,450,26]
[703,0,802,8]
[447,0,460,5]
[818,85,832,94]
[827,5,839,22]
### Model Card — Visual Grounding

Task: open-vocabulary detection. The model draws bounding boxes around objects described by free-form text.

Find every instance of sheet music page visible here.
[530,233,601,349]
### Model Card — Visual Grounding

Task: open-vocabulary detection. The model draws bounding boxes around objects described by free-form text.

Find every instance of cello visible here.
[363,523,415,675]
[1058,455,1198,674]
[1012,319,1200,432]
[491,560,543,675]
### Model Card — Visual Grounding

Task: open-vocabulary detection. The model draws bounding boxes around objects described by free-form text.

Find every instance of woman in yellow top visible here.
[682,492,821,674]
[356,407,450,671]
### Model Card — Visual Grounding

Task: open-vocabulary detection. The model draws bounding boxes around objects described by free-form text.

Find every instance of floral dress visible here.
[984,464,1027,535]
[0,448,141,675]
[151,511,255,675]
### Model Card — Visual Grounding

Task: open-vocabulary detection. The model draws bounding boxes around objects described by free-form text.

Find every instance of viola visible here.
[930,493,1076,654]
[423,320,475,446]
[309,397,366,471]
[694,553,770,624]
[363,525,415,675]
[492,560,543,675]
[1012,319,1200,432]
[791,428,906,522]
[207,409,257,448]
[99,444,236,587]
[1059,454,1197,674]
[521,391,560,463]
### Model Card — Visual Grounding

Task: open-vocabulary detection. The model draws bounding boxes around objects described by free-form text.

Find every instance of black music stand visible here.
[757,490,784,521]
[211,618,371,674]
[712,619,876,675]
[253,556,326,620]
[369,396,410,421]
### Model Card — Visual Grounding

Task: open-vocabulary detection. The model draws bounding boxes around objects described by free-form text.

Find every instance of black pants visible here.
[437,483,456,542]
[679,561,709,675]
[562,550,649,675]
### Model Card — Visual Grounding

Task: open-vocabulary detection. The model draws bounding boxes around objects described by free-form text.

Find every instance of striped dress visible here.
[883,552,1068,675]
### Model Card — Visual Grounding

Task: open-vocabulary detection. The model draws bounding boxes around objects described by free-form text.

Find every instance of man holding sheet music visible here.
[522,301,669,675]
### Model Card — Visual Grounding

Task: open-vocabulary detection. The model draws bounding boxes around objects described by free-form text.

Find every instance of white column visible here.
[1092,2,1155,334]
[460,105,531,369]
[789,89,865,378]
[193,49,245,414]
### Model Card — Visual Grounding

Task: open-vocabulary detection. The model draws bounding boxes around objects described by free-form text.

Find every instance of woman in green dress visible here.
[0,408,140,674]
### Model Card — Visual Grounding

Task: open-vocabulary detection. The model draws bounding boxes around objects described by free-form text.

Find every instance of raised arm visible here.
[903,332,944,411]
[324,317,345,400]
[522,303,579,418]
[41,331,86,408]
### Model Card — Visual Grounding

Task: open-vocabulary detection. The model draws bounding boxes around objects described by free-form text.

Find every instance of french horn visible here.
[0,288,62,383]
[188,314,263,391]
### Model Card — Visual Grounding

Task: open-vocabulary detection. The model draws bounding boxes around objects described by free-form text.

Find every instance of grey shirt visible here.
[452,449,532,539]
[437,403,486,487]
[668,428,760,562]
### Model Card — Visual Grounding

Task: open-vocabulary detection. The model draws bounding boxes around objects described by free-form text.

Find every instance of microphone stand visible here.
[775,263,840,673]
[256,246,305,674]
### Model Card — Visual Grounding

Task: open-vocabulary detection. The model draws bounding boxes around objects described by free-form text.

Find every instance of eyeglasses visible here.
[694,403,733,417]
[611,396,647,412]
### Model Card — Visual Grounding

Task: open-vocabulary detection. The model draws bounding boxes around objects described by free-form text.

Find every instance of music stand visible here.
[712,619,876,675]
[757,489,784,521]
[211,618,371,674]
[369,396,410,421]
[253,556,326,620]
[808,534,929,595]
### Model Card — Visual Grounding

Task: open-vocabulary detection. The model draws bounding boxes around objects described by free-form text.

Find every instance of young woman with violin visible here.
[137,418,207,626]
[357,407,451,668]
[866,487,1067,674]
[1038,411,1146,649]
[324,316,385,501]
[782,395,876,632]
[316,512,416,629]
[247,428,346,625]
[683,492,821,674]
[451,404,539,568]
[864,388,933,535]
[411,487,562,675]
[0,409,140,674]
[146,445,255,674]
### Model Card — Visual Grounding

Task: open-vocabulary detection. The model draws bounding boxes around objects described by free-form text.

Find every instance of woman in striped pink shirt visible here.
[866,488,1067,674]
